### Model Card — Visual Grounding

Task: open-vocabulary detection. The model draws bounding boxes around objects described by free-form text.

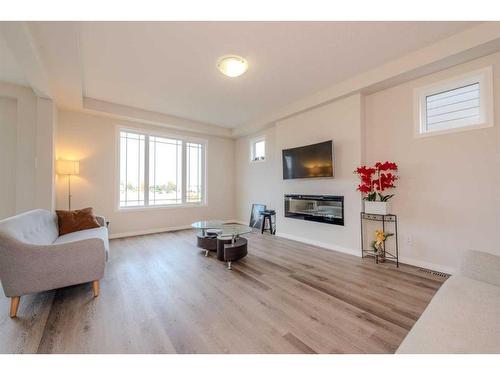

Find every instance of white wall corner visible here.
[35,97,56,210]
[0,22,52,99]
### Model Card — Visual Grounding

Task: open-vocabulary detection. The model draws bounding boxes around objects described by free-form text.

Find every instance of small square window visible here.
[250,137,266,162]
[414,66,494,137]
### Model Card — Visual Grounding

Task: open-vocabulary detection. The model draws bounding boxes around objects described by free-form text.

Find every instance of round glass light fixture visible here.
[217,55,248,77]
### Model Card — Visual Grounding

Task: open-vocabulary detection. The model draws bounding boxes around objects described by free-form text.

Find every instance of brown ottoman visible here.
[216,237,233,261]
[223,238,248,270]
[197,234,217,256]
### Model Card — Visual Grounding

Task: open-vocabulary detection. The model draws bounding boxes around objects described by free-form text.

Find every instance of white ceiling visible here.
[1,21,480,129]
[79,21,477,128]
[0,33,28,87]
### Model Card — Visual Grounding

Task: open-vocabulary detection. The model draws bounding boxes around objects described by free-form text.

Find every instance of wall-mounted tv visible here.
[282,140,334,180]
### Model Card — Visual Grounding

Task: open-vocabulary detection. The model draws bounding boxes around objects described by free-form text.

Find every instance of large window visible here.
[414,66,494,137]
[186,142,203,203]
[119,130,206,208]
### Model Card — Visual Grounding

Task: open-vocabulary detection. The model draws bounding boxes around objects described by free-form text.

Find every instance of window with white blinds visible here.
[119,129,206,209]
[425,83,480,131]
[415,67,493,136]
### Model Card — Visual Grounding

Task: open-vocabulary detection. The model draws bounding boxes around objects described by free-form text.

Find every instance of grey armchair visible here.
[0,209,109,318]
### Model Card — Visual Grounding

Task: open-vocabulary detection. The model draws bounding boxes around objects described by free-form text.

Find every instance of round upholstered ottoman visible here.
[216,237,233,261]
[223,237,248,270]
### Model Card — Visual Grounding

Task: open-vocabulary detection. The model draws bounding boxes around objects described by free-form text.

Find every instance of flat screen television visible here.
[282,140,334,180]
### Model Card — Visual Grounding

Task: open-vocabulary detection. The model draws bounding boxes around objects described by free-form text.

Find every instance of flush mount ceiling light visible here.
[217,55,248,77]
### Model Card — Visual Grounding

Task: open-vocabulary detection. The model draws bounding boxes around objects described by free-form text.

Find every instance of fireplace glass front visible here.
[284,194,344,226]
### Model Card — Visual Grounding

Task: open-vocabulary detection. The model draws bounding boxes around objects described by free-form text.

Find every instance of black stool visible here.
[260,210,276,235]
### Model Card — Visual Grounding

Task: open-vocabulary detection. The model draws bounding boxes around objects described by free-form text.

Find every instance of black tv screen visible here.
[282,140,334,180]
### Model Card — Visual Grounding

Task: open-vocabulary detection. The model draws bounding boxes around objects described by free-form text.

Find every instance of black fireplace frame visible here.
[284,194,344,226]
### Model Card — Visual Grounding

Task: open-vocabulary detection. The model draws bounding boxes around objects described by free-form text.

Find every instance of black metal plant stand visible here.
[360,212,399,267]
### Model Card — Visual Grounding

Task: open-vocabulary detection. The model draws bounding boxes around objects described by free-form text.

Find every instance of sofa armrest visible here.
[459,249,500,287]
[0,235,106,297]
[94,215,106,227]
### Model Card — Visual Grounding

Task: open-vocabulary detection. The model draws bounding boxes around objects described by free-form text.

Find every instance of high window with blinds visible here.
[119,130,206,208]
[415,67,493,136]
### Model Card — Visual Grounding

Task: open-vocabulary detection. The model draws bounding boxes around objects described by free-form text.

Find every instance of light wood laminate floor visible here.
[0,229,445,353]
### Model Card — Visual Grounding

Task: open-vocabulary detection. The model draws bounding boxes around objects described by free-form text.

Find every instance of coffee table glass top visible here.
[218,224,252,237]
[191,221,252,237]
[191,220,224,230]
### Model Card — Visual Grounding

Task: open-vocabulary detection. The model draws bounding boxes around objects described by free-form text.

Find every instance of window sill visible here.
[414,121,493,138]
[116,203,207,213]
[250,158,266,164]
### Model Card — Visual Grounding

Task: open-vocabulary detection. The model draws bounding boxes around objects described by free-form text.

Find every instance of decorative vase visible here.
[377,245,386,263]
[364,201,390,215]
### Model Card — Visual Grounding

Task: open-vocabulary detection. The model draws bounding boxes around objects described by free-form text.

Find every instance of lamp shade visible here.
[57,160,80,175]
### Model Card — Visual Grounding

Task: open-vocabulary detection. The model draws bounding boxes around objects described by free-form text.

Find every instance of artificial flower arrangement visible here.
[371,229,394,262]
[354,161,398,201]
[354,161,398,215]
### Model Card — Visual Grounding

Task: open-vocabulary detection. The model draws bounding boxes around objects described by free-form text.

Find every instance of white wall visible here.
[235,52,500,274]
[35,97,57,210]
[55,110,236,237]
[0,82,36,214]
[0,81,56,218]
[2,46,496,274]
[0,97,17,218]
[364,52,500,273]
[235,94,364,255]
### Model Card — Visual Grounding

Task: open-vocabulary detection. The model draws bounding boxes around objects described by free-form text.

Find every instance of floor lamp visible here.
[56,160,80,210]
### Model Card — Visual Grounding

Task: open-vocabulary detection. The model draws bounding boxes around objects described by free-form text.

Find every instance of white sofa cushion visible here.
[459,249,500,287]
[0,209,59,245]
[54,226,109,259]
[397,275,500,353]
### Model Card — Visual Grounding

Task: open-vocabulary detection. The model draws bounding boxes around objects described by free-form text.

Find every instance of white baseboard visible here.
[276,231,456,274]
[273,231,455,275]
[109,219,239,239]
[232,218,360,257]
[398,256,456,275]
[109,225,192,239]
[275,232,360,257]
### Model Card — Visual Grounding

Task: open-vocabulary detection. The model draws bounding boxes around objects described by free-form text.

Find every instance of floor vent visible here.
[418,268,449,278]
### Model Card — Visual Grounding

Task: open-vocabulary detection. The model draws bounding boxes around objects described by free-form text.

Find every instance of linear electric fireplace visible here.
[284,194,344,226]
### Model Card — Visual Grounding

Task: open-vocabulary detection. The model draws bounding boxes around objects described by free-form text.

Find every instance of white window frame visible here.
[250,135,266,163]
[115,126,207,211]
[413,66,494,138]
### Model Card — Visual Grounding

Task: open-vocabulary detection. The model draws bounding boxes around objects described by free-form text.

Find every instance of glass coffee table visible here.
[191,221,252,269]
[191,220,224,236]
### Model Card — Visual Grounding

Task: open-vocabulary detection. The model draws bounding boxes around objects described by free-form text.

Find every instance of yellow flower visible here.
[375,229,386,246]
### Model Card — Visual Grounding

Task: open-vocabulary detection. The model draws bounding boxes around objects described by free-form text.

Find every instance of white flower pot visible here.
[364,201,390,215]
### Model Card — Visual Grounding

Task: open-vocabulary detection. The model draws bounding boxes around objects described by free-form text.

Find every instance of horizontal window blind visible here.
[425,82,480,132]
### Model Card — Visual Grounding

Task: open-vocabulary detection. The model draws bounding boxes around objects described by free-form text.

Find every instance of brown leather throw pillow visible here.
[56,207,101,236]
